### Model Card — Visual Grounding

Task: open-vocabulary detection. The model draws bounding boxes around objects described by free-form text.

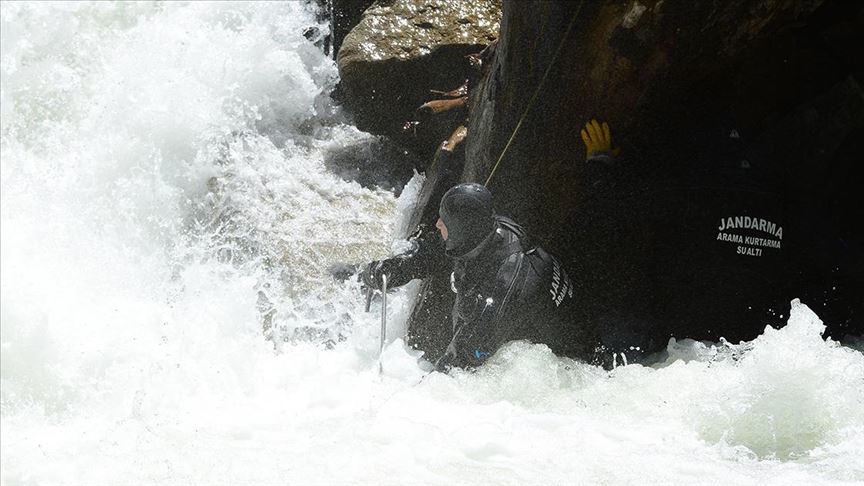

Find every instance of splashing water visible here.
[1,2,862,485]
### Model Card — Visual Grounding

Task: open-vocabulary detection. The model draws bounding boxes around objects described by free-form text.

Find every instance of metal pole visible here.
[364,285,374,312]
[378,274,388,375]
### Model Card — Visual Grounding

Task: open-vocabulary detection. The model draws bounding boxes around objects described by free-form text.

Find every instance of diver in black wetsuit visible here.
[361,183,599,370]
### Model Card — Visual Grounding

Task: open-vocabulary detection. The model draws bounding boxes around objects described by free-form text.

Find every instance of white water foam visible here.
[2,2,862,485]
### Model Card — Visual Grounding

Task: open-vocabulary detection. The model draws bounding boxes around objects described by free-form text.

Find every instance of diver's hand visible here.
[359,259,396,290]
[580,119,620,159]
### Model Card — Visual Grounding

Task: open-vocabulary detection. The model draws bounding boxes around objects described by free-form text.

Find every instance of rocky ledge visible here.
[336,0,500,156]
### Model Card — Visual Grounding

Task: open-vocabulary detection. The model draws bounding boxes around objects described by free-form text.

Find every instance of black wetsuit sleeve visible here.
[377,229,447,288]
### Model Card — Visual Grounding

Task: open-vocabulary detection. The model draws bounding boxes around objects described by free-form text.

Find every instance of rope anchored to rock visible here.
[484,0,586,187]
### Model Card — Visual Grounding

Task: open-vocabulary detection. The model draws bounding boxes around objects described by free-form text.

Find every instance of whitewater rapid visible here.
[1,2,863,485]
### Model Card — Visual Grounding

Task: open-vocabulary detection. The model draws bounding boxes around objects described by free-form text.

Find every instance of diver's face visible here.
[436,217,449,240]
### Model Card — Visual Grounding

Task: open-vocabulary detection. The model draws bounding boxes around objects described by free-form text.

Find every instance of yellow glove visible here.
[580,119,620,158]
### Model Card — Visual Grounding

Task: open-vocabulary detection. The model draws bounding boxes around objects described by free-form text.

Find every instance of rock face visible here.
[460,0,863,349]
[331,0,864,361]
[465,0,829,201]
[337,0,500,155]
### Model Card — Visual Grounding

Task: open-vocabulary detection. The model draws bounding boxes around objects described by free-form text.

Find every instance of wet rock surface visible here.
[331,0,864,360]
[323,135,420,195]
[458,0,863,352]
[336,0,500,155]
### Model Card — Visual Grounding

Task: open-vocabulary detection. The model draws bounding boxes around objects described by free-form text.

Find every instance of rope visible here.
[484,0,585,187]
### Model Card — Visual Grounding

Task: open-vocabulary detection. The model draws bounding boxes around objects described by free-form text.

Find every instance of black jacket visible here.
[381,216,597,369]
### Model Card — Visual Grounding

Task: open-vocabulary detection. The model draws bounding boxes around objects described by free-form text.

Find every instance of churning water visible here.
[1,2,862,485]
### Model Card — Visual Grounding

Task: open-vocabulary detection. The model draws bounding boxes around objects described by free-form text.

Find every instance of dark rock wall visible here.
[330,0,863,357]
[466,0,830,238]
[464,0,863,346]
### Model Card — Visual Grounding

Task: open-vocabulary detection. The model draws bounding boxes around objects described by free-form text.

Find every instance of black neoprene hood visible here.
[438,183,496,257]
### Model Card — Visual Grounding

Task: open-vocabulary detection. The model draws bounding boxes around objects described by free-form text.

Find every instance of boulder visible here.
[337,0,500,156]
